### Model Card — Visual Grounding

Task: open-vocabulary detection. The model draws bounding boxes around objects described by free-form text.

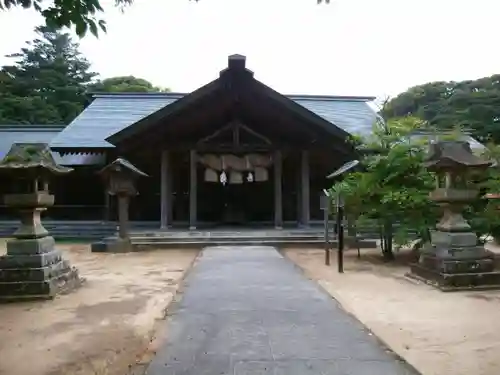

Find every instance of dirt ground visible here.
[283,246,500,375]
[0,242,198,375]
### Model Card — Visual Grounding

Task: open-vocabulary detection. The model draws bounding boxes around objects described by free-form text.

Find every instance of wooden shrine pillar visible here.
[160,150,172,229]
[189,149,197,230]
[300,150,310,227]
[296,166,302,226]
[103,190,110,222]
[274,150,283,229]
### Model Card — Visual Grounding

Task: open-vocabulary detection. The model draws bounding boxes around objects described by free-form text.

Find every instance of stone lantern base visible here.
[0,236,83,301]
[0,193,83,302]
[407,230,500,291]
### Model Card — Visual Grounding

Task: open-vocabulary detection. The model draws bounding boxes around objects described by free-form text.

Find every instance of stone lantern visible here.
[408,141,500,290]
[95,158,148,253]
[0,143,82,301]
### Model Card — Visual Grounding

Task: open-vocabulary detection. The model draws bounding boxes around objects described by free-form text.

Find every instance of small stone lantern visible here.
[0,143,82,301]
[408,140,500,290]
[96,158,148,253]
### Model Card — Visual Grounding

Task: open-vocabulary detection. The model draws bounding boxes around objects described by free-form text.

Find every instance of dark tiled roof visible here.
[289,95,379,137]
[50,94,183,149]
[50,92,378,150]
[0,124,104,165]
[409,132,486,152]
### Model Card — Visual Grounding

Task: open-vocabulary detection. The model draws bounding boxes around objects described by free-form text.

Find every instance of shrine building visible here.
[0,55,379,232]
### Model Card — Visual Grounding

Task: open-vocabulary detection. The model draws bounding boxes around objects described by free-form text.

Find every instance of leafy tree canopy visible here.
[1,0,330,37]
[332,116,437,260]
[88,76,170,93]
[0,25,97,124]
[0,26,169,124]
[333,115,500,260]
[382,76,500,143]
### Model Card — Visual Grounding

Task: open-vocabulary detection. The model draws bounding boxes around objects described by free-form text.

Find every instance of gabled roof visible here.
[50,55,378,151]
[50,93,377,151]
[0,124,104,166]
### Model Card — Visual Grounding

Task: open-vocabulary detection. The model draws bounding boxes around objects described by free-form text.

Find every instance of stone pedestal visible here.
[90,194,133,253]
[0,193,83,302]
[409,230,500,291]
[407,194,500,291]
[91,237,132,253]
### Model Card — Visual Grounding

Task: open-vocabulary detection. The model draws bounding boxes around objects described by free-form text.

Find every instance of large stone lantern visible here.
[0,143,82,301]
[408,141,500,290]
[95,158,148,253]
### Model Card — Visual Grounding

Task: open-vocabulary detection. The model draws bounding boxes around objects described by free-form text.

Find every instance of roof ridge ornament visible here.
[228,54,246,70]
[220,54,254,78]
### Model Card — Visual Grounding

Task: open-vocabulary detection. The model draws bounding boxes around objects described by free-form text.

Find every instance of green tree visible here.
[469,144,500,243]
[88,76,170,93]
[332,116,500,260]
[0,25,96,124]
[331,116,438,260]
[383,76,500,143]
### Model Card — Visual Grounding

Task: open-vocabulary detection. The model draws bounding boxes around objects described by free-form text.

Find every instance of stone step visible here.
[131,238,378,249]
[131,234,374,241]
[132,235,329,241]
[0,220,396,241]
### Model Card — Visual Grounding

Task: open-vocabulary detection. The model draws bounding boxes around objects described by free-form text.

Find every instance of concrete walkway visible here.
[145,246,417,375]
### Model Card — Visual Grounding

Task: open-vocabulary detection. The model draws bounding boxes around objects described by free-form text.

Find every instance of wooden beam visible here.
[189,149,197,230]
[237,123,272,145]
[197,122,234,144]
[274,150,283,229]
[233,123,240,145]
[160,150,172,229]
[300,150,310,227]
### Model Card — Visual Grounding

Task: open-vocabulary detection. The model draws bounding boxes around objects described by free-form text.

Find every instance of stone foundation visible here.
[407,263,500,291]
[0,236,83,302]
[91,237,132,253]
[407,236,500,291]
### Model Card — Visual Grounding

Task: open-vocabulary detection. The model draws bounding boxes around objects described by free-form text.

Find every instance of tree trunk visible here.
[381,221,395,261]
[420,227,431,243]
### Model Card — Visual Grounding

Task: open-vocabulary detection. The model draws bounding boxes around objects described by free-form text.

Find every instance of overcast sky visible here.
[0,0,498,100]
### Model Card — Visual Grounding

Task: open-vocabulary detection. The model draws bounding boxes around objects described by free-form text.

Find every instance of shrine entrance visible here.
[197,152,275,226]
[199,175,273,226]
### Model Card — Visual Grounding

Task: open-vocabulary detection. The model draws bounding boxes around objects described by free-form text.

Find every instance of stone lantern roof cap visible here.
[98,157,148,178]
[424,140,491,171]
[0,143,73,175]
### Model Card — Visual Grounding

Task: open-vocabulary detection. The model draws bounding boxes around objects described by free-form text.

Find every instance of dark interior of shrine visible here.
[0,166,106,220]
[124,148,336,225]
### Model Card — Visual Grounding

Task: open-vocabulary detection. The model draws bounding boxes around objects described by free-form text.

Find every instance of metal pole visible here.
[324,199,330,265]
[337,202,344,273]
